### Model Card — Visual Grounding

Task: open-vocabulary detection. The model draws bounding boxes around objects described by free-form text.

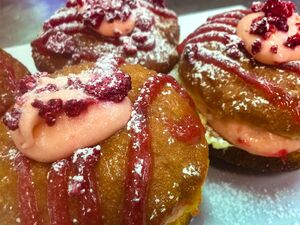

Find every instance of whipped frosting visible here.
[237,12,300,65]
[11,96,131,162]
[4,57,132,162]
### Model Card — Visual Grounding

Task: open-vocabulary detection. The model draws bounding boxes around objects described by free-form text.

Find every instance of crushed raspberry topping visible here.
[63,99,95,117]
[18,75,37,95]
[270,44,278,53]
[67,0,137,29]
[284,32,300,48]
[3,55,132,130]
[261,0,295,17]
[46,31,77,55]
[250,0,295,39]
[18,72,48,95]
[84,72,131,102]
[3,108,21,131]
[32,99,64,126]
[36,84,59,93]
[251,39,263,54]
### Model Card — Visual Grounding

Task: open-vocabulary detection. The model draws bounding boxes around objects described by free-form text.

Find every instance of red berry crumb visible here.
[85,73,131,102]
[262,0,295,18]
[251,1,264,12]
[250,17,271,37]
[18,75,37,95]
[3,108,21,131]
[270,45,278,53]
[123,43,138,56]
[32,99,63,126]
[36,84,59,93]
[251,39,262,55]
[284,33,300,48]
[226,45,242,59]
[63,99,94,117]
[250,0,294,39]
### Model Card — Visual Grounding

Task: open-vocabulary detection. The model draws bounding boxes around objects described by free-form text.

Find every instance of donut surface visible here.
[0,60,208,224]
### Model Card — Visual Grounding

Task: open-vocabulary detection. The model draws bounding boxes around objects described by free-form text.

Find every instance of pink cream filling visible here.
[207,116,300,157]
[237,12,300,65]
[79,4,136,37]
[10,75,132,163]
[96,14,136,37]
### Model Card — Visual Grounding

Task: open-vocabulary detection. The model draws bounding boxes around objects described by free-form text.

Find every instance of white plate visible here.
[4,5,300,225]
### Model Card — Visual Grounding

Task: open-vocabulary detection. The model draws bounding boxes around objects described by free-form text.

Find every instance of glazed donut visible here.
[0,49,29,116]
[0,54,208,224]
[31,0,179,74]
[177,0,300,172]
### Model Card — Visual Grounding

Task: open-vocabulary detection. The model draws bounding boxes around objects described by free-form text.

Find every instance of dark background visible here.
[0,0,299,47]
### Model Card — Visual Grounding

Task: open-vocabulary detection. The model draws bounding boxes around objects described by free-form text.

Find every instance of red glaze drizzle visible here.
[141,1,177,19]
[47,159,72,225]
[176,10,248,54]
[207,9,251,21]
[15,153,41,225]
[177,10,251,54]
[69,147,102,225]
[123,74,197,225]
[167,114,204,145]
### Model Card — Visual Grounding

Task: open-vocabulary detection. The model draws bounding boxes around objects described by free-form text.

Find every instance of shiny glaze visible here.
[15,153,41,225]
[47,159,72,225]
[70,147,102,225]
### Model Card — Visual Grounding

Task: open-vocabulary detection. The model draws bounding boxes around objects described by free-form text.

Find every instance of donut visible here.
[0,49,29,117]
[177,0,300,172]
[0,54,208,224]
[31,0,179,74]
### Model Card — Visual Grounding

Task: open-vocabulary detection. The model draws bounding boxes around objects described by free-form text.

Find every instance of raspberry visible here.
[18,75,37,95]
[36,84,59,93]
[3,108,21,131]
[251,39,262,55]
[284,33,300,48]
[270,45,278,53]
[63,99,94,117]
[32,99,63,126]
[85,72,131,102]
[262,0,295,18]
[251,1,264,12]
